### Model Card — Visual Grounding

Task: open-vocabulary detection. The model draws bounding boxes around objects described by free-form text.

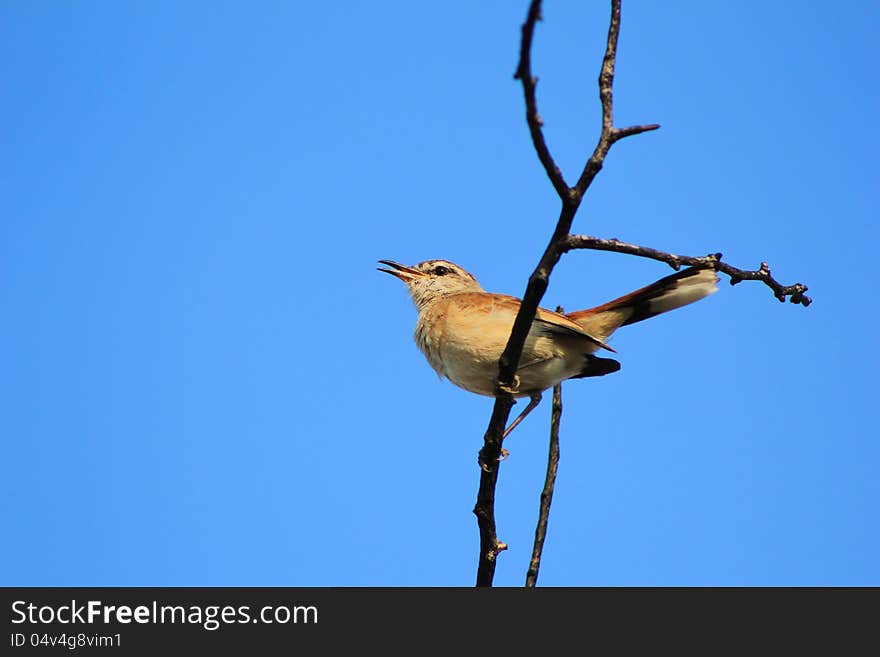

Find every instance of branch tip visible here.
[565,234,810,306]
[611,123,661,142]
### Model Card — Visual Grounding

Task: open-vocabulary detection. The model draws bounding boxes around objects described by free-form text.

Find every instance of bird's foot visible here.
[496,375,521,396]
[478,446,510,472]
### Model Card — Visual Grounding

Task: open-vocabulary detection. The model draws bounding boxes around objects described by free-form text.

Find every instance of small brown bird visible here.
[379,259,718,437]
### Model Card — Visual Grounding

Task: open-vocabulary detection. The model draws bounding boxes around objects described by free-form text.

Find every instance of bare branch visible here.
[564,235,812,306]
[526,360,563,588]
[612,123,661,142]
[572,2,660,200]
[474,0,809,588]
[474,399,514,587]
[514,0,569,201]
[475,0,655,587]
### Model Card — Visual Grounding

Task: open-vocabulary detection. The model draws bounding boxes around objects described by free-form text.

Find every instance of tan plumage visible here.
[379,259,718,437]
[414,292,611,397]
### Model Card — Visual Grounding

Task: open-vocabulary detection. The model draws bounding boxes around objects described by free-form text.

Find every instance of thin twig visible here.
[563,235,811,305]
[475,0,655,587]
[526,311,564,588]
[573,1,659,199]
[514,0,568,201]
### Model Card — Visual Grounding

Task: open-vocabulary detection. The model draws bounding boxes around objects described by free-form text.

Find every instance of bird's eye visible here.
[433,265,450,276]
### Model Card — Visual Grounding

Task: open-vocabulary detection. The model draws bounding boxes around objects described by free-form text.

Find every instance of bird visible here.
[378,259,718,438]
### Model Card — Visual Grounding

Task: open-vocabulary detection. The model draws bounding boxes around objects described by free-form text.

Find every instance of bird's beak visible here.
[377,260,424,282]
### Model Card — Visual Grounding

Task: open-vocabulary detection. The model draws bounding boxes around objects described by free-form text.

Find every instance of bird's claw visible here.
[478,446,510,472]
[496,375,521,396]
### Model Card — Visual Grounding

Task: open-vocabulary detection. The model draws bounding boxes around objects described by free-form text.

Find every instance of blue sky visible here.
[2,1,877,586]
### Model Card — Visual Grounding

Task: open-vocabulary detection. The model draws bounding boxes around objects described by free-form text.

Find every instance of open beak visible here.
[377,260,424,282]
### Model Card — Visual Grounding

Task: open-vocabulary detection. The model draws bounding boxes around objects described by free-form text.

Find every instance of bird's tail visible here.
[566,266,719,343]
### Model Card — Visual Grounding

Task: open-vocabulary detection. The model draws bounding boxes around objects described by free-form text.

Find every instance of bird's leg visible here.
[502,392,543,439]
[479,393,543,471]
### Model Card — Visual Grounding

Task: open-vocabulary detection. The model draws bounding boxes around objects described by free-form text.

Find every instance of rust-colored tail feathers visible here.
[567,267,719,343]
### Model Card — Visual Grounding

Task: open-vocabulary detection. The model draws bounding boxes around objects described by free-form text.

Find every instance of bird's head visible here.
[378,259,484,309]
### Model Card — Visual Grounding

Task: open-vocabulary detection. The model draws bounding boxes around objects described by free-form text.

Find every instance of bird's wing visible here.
[469,294,616,353]
[532,306,616,352]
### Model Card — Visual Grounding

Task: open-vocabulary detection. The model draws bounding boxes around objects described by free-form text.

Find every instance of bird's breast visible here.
[412,294,583,397]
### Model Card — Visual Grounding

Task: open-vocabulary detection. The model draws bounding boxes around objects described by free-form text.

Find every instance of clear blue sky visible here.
[2,1,877,586]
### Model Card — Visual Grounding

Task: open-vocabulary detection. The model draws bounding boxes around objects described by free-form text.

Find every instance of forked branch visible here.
[473,0,809,589]
[475,0,658,587]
